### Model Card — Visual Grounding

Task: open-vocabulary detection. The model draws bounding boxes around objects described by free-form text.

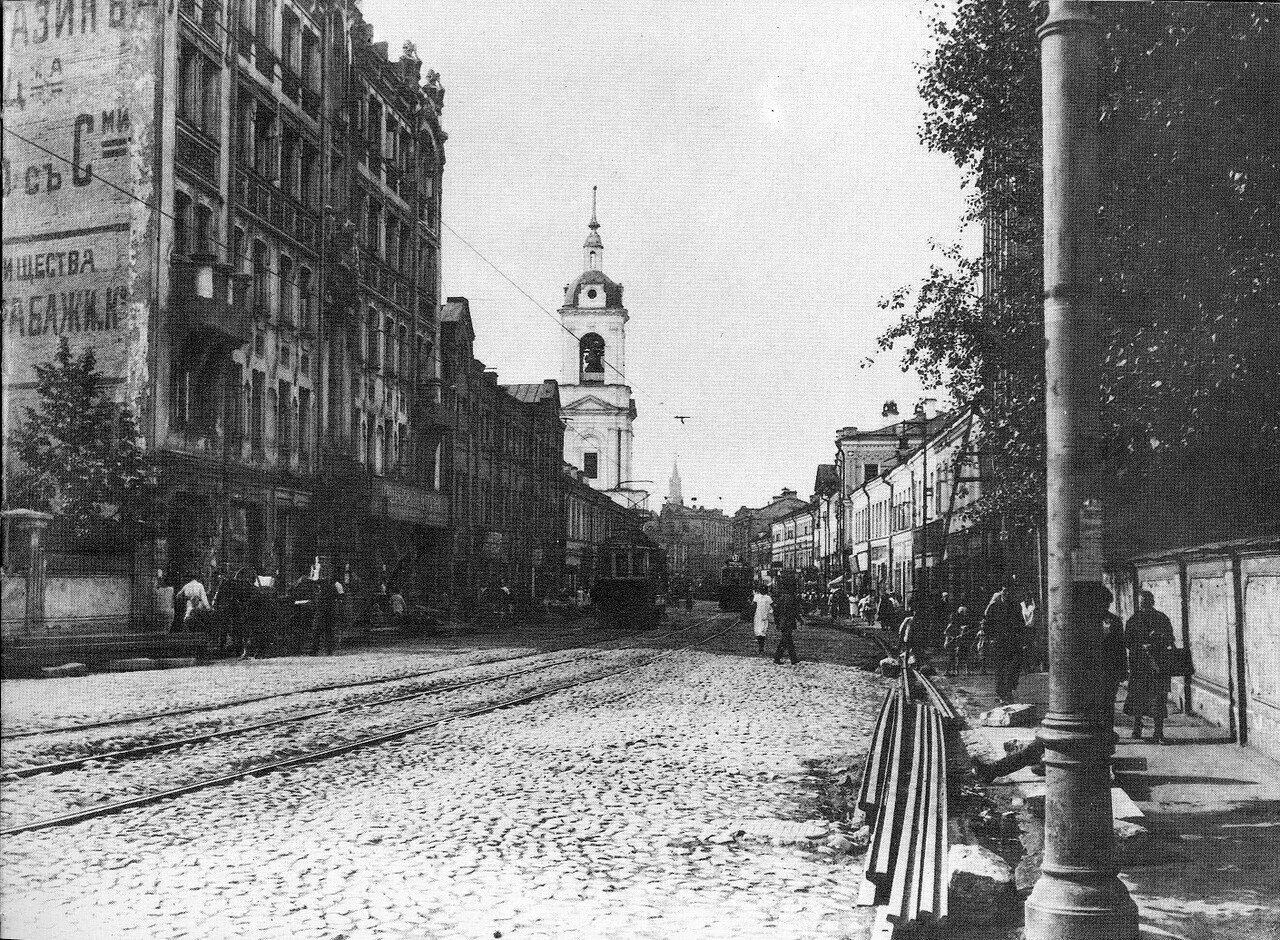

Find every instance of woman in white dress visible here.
[752,584,775,654]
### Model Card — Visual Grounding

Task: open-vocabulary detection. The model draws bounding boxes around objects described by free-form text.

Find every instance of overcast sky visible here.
[372,0,976,512]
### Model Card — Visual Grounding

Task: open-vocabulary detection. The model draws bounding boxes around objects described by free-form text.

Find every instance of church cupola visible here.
[583,185,604,272]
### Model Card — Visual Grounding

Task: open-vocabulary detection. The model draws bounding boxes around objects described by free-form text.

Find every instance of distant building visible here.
[652,462,728,582]
[732,488,810,580]
[564,465,642,593]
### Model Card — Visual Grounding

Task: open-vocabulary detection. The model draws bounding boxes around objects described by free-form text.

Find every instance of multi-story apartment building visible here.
[564,467,641,594]
[2,0,448,595]
[769,502,818,583]
[731,488,808,579]
[439,298,565,606]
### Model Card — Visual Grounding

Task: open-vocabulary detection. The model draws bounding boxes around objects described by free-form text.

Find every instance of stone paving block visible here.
[979,703,1038,727]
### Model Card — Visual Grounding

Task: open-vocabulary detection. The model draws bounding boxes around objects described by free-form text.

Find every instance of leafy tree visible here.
[4,337,156,536]
[875,0,1280,553]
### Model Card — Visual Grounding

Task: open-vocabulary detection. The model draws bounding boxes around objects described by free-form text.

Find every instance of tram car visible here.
[593,534,669,629]
[718,558,754,612]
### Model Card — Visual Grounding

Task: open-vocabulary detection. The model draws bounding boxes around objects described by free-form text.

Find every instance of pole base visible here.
[1025,870,1139,940]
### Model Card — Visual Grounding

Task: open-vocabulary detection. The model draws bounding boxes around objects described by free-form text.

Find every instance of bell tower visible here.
[558,188,640,506]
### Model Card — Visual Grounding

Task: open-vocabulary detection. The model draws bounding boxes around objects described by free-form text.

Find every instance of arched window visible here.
[579,333,605,384]
[588,250,597,271]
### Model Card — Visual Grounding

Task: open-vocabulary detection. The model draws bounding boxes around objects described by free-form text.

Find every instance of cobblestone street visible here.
[1,609,886,939]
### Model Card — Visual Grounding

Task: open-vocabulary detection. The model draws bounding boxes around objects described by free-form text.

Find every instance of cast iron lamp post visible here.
[1024,4,1139,938]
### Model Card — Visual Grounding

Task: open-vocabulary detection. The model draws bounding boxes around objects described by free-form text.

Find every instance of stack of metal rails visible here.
[856,655,956,934]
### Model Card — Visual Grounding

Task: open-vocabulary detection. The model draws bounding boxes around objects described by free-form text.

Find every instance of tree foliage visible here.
[5,337,156,536]
[876,0,1280,550]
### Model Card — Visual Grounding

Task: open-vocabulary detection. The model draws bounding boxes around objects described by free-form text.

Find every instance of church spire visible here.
[667,460,683,506]
[583,185,603,271]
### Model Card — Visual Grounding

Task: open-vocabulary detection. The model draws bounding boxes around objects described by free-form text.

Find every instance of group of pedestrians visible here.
[169,560,357,659]
[750,578,804,665]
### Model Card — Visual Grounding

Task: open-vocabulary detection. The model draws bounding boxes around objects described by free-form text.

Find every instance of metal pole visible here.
[1025,4,1138,938]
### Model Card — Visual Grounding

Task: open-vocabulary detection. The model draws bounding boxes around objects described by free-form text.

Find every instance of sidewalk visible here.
[937,665,1280,940]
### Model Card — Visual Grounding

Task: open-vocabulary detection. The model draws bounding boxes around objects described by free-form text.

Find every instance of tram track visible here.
[1,613,740,837]
[2,612,724,780]
[0,617,708,744]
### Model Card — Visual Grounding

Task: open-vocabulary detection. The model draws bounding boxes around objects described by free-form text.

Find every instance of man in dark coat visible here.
[983,584,1025,702]
[1124,590,1176,743]
[311,565,344,656]
[773,580,802,665]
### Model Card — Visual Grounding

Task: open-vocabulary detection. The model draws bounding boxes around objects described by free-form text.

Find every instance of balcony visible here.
[233,165,320,250]
[175,124,219,181]
[170,256,249,352]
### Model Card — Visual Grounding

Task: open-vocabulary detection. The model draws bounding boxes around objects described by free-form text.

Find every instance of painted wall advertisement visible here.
[2,0,161,406]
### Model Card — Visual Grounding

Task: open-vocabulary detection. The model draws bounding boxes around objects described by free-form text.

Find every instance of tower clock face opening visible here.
[587,289,598,299]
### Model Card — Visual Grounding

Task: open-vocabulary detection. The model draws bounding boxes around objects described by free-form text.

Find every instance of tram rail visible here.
[1,613,739,837]
[1,612,718,745]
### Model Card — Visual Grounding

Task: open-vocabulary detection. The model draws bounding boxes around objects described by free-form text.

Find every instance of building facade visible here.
[732,488,809,581]
[2,0,450,598]
[564,466,641,593]
[439,298,565,605]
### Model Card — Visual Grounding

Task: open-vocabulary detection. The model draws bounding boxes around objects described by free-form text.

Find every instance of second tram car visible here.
[593,535,669,629]
[718,558,753,612]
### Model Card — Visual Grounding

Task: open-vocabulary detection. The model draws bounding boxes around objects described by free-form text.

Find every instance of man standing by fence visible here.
[983,582,1025,703]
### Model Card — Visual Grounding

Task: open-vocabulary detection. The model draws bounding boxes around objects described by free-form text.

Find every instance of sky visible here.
[371,0,977,513]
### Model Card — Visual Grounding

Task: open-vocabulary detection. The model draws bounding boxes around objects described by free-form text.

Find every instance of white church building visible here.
[559,190,647,511]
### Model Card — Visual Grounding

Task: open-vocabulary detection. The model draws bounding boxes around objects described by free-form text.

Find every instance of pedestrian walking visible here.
[1124,590,1176,743]
[973,624,989,674]
[772,579,802,665]
[829,584,851,621]
[983,583,1025,702]
[943,604,973,676]
[859,592,876,624]
[751,583,774,654]
[876,591,901,634]
[311,565,344,656]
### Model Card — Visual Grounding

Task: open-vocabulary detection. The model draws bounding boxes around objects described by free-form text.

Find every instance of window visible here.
[366,200,381,251]
[365,307,377,365]
[298,267,312,330]
[281,126,300,198]
[579,333,605,384]
[278,254,293,324]
[253,107,277,179]
[281,9,299,73]
[383,316,393,372]
[864,463,879,482]
[301,29,319,92]
[251,240,268,311]
[194,204,213,256]
[278,381,292,464]
[251,370,266,453]
[174,192,192,256]
[583,452,598,479]
[254,0,273,48]
[300,143,319,207]
[179,42,199,124]
[231,226,244,273]
[237,92,254,164]
[201,0,221,34]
